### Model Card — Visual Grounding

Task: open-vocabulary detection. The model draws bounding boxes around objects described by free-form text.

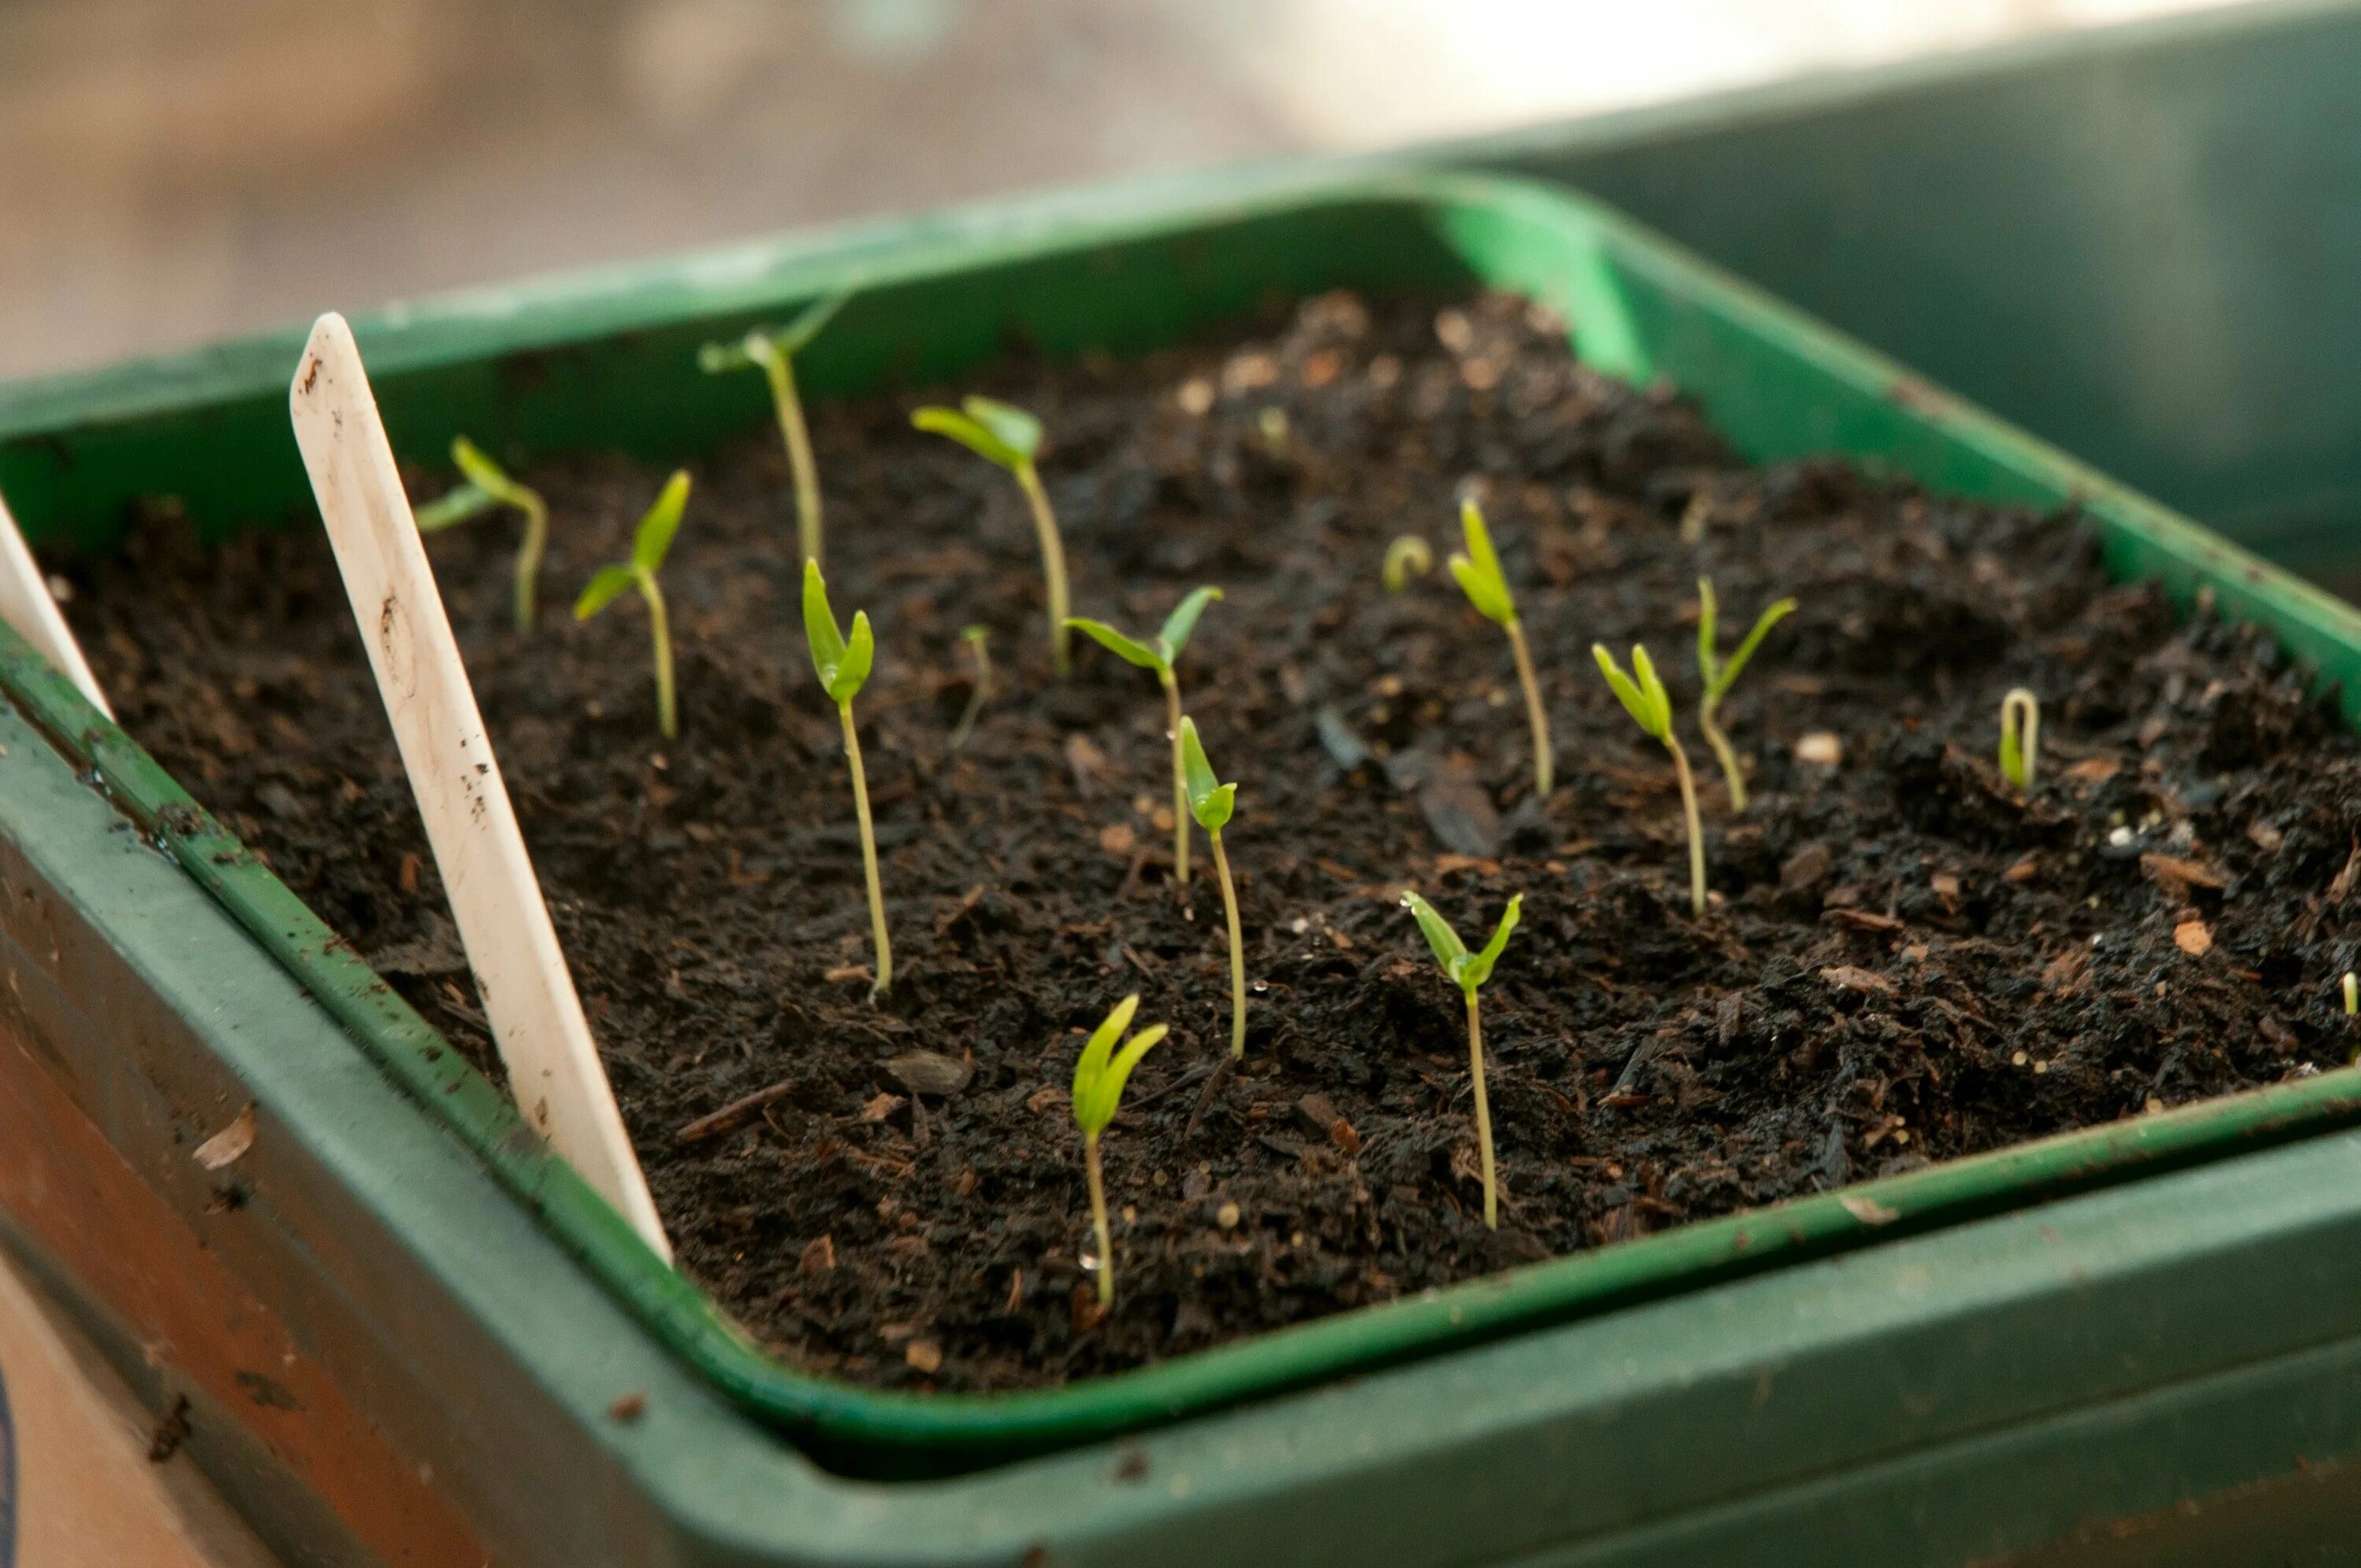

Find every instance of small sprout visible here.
[574,470,689,739]
[1383,535,1432,593]
[2000,688,2041,789]
[802,560,892,994]
[1179,717,1249,1057]
[698,288,852,566]
[1594,642,1708,917]
[948,625,992,751]
[1694,577,1795,813]
[2344,971,2356,1016]
[913,396,1073,675]
[1256,406,1290,459]
[1070,994,1169,1308]
[416,437,551,630]
[1066,586,1224,885]
[1448,500,1553,798]
[1399,889,1523,1230]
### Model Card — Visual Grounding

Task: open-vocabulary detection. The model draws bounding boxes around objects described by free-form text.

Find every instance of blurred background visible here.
[0,0,2245,383]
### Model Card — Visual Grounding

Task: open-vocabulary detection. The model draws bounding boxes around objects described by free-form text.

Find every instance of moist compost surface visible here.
[60,292,2361,1393]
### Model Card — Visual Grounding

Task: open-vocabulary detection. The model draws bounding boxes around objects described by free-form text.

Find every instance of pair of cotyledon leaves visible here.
[1066,586,1222,684]
[912,394,1044,473]
[1070,993,1169,1138]
[416,436,539,533]
[696,289,854,377]
[574,470,690,621]
[800,559,875,707]
[1401,890,1524,997]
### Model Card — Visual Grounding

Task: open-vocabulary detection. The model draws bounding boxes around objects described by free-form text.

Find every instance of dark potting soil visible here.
[56,291,2361,1393]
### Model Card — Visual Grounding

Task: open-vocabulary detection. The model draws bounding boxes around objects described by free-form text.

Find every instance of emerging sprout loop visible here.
[1070,994,1170,1308]
[1067,585,1224,884]
[1400,889,1523,1230]
[698,288,852,566]
[948,625,992,751]
[914,396,1073,674]
[1383,535,1433,593]
[1179,717,1249,1057]
[416,437,552,630]
[1999,688,2041,790]
[1449,500,1553,798]
[802,560,892,994]
[1595,642,1708,917]
[1694,577,1795,814]
[574,470,690,739]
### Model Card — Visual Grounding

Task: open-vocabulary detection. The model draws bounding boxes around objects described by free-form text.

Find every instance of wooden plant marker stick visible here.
[288,313,670,1260]
[0,489,110,718]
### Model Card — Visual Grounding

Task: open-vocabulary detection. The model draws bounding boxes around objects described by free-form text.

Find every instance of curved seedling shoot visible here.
[574,470,689,739]
[697,288,852,566]
[1383,535,1432,593]
[803,560,891,995]
[913,396,1073,674]
[416,437,552,630]
[1178,717,1249,1057]
[1694,577,1795,813]
[1399,889,1523,1230]
[1595,642,1708,917]
[1070,993,1169,1308]
[2000,688,2041,789]
[1448,500,1553,798]
[1066,585,1224,885]
[948,624,992,751]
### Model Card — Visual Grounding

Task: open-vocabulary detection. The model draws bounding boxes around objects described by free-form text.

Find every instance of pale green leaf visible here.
[1087,1024,1169,1133]
[1178,717,1235,830]
[1713,598,1795,699]
[912,407,1025,471]
[772,287,854,356]
[827,611,875,704]
[633,470,691,573]
[1594,643,1668,741]
[414,483,495,533]
[1459,894,1524,990]
[574,565,638,622]
[802,559,845,677]
[1071,994,1141,1132]
[1156,585,1223,661]
[962,395,1042,461]
[1066,618,1166,673]
[1399,890,1469,980]
[1448,499,1517,625]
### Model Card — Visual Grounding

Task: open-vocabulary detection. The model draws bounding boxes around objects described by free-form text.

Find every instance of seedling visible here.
[1999,688,2041,789]
[415,437,552,629]
[1066,586,1224,884]
[1399,890,1523,1230]
[1383,535,1432,593]
[1594,643,1708,917]
[802,560,891,994]
[697,288,852,566]
[1694,577,1795,813]
[1448,500,1553,798]
[948,625,992,750]
[913,396,1073,674]
[574,470,690,739]
[1179,717,1249,1057]
[1070,994,1169,1308]
[2344,972,2355,1016]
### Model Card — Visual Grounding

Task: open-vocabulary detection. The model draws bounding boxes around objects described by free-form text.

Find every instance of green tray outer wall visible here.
[5,164,2361,1559]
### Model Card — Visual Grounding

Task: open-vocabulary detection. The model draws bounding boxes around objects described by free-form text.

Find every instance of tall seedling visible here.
[1594,643,1708,917]
[575,471,690,740]
[803,561,892,995]
[1399,890,1523,1230]
[697,289,852,566]
[1070,994,1169,1309]
[1066,586,1223,884]
[912,397,1073,673]
[1179,718,1250,1057]
[1694,577,1794,812]
[1449,500,1554,798]
[416,437,552,629]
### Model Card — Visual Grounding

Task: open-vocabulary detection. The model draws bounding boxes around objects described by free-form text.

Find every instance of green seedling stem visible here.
[1448,500,1552,798]
[1399,890,1524,1230]
[697,290,852,566]
[1066,586,1224,886]
[2000,687,2041,789]
[573,470,689,739]
[1595,641,1708,917]
[802,560,891,995]
[416,437,552,630]
[914,396,1073,674]
[1070,994,1169,1308]
[1694,576,1795,813]
[1178,717,1248,1056]
[948,625,992,750]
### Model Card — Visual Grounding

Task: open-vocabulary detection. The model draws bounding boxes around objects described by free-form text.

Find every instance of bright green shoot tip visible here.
[802,560,892,996]
[416,437,552,631]
[574,470,689,739]
[1384,535,1433,593]
[913,395,1072,674]
[697,288,852,567]
[1448,500,1553,799]
[1999,688,2040,790]
[1694,577,1794,813]
[1594,642,1707,917]
[1179,717,1249,1058]
[1070,993,1169,1308]
[1399,889,1523,1230]
[1067,585,1224,886]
